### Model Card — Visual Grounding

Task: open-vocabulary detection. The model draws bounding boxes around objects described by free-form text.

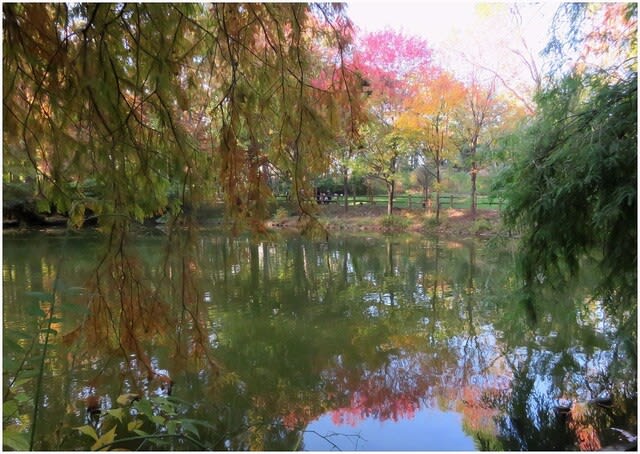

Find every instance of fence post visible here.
[450,194,454,208]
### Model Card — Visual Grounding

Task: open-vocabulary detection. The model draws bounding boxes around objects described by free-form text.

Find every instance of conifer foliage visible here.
[3,3,360,231]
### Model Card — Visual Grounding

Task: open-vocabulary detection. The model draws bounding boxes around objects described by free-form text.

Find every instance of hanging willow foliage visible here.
[498,4,637,311]
[3,3,363,233]
[499,73,637,311]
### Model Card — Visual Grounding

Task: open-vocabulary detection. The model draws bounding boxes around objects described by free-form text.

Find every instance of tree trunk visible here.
[342,168,349,213]
[424,185,430,214]
[435,151,441,222]
[387,179,395,216]
[471,161,478,218]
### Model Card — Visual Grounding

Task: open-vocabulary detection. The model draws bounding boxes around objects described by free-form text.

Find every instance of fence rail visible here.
[274,193,503,211]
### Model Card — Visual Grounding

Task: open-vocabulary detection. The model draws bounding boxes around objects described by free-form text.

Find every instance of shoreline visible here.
[3,206,507,239]
[268,205,505,238]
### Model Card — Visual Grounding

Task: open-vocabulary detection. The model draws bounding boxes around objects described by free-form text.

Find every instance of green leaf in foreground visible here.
[3,430,30,451]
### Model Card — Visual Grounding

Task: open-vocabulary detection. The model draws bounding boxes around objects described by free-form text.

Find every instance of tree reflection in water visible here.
[2,231,636,450]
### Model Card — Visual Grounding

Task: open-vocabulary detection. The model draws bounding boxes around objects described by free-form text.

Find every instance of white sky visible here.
[345,1,558,46]
[345,1,480,47]
[345,1,561,98]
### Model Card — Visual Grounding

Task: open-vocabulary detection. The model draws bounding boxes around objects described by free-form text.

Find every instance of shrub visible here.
[472,218,493,234]
[380,215,410,231]
[273,207,289,222]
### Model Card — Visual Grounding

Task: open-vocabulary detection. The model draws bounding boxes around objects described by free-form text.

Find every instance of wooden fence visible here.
[275,193,503,211]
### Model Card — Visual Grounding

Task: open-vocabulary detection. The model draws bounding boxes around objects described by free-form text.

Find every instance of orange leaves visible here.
[458,386,503,434]
[397,70,465,164]
[566,402,602,451]
[326,355,435,428]
[582,4,637,69]
[547,4,636,79]
[206,4,362,228]
[402,71,465,124]
[330,376,423,426]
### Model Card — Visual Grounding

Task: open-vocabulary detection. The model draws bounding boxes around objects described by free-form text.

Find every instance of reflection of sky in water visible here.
[303,407,477,451]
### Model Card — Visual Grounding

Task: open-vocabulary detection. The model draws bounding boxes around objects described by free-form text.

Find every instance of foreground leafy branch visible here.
[498,3,637,320]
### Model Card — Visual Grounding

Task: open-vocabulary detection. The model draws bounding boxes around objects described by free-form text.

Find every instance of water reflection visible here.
[2,230,636,450]
[304,408,476,451]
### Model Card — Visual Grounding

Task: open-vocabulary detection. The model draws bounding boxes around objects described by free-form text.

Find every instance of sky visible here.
[346,1,481,47]
[344,1,561,97]
[344,1,558,47]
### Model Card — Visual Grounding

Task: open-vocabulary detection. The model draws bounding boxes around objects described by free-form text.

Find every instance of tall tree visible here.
[351,30,435,215]
[397,70,465,221]
[311,18,368,213]
[356,120,404,215]
[455,73,500,218]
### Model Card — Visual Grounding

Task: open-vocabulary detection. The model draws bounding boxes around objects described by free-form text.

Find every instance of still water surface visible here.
[3,230,636,450]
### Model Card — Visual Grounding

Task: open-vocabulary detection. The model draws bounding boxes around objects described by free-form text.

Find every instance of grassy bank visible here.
[269,204,505,238]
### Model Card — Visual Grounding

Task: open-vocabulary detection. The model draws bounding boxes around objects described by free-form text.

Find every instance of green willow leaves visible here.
[498,4,637,311]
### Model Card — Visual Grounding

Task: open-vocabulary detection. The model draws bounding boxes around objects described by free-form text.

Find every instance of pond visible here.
[3,229,637,451]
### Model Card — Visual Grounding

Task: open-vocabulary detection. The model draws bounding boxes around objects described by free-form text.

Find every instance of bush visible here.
[422,215,440,230]
[380,215,410,231]
[472,218,493,234]
[273,207,289,221]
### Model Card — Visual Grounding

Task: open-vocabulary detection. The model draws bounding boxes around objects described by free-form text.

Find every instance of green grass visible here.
[272,192,503,213]
[314,194,501,210]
